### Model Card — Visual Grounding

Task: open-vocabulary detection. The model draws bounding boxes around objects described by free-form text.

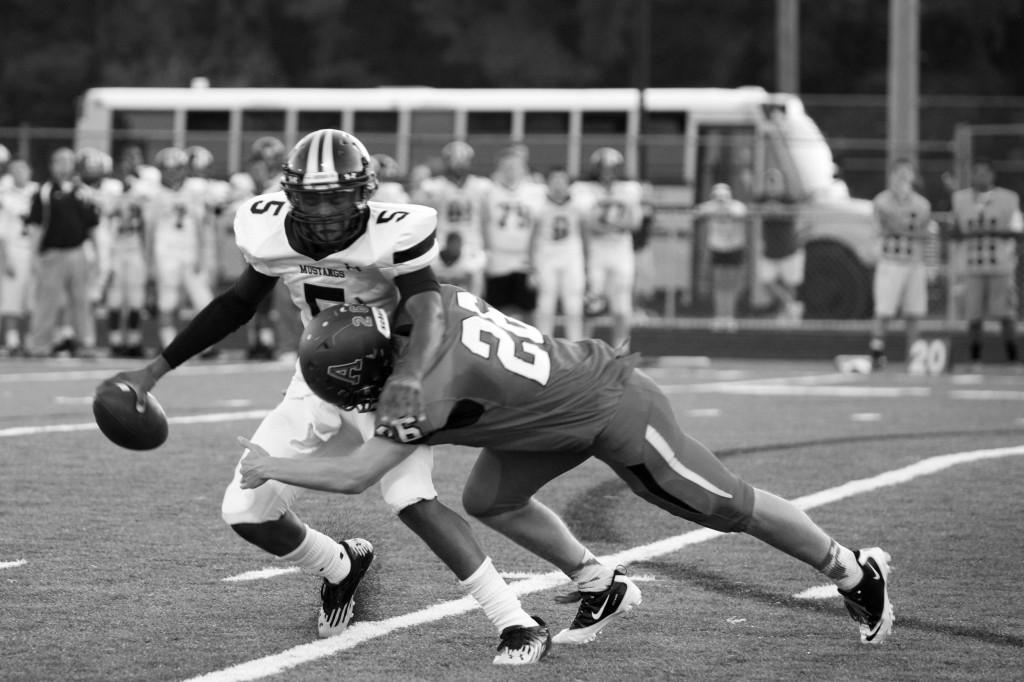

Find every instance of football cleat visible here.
[317,538,374,638]
[839,547,894,644]
[492,616,552,665]
[551,567,642,644]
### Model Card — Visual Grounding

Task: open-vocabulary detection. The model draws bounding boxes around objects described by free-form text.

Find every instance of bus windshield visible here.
[778,105,835,196]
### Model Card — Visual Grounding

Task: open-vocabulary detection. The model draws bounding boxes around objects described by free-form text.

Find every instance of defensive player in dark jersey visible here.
[100,130,549,664]
[239,284,896,648]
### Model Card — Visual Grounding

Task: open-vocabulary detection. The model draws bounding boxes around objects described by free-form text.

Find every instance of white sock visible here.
[280,526,351,584]
[819,540,864,591]
[569,549,614,593]
[459,557,536,633]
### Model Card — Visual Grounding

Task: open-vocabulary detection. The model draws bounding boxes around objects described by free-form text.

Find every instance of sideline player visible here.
[100,130,549,664]
[103,170,149,357]
[241,284,896,648]
[529,166,588,341]
[578,148,643,348]
[950,159,1024,367]
[868,159,934,369]
[413,141,490,296]
[0,159,37,354]
[369,154,410,204]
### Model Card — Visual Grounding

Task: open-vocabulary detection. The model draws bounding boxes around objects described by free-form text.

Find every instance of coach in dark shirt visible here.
[25,147,100,357]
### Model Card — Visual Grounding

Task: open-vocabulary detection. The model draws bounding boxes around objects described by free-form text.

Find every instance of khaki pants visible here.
[27,247,96,354]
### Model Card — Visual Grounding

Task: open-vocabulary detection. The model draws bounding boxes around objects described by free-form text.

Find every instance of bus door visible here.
[184,110,231,176]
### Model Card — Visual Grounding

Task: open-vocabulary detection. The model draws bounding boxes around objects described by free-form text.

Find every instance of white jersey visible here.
[484,180,545,276]
[145,182,208,255]
[416,174,492,251]
[577,179,643,248]
[532,193,587,262]
[373,181,411,204]
[0,180,38,256]
[233,191,439,328]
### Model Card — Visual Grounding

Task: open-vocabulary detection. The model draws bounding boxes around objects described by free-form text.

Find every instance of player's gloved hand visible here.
[101,357,168,411]
[237,436,272,489]
[376,373,426,426]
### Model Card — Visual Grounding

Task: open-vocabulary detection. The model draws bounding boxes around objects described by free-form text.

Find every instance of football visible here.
[92,381,169,450]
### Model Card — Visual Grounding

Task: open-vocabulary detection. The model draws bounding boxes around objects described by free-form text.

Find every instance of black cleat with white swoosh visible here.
[839,547,894,644]
[552,567,642,644]
[317,538,374,638]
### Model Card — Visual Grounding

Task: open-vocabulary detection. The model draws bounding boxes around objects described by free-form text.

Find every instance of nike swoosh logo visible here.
[591,591,616,621]
[866,562,881,581]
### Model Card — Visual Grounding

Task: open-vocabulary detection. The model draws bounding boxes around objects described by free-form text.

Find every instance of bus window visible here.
[241,110,285,177]
[186,110,230,176]
[408,110,454,173]
[581,111,628,178]
[524,111,569,177]
[695,124,756,203]
[112,110,174,164]
[298,111,342,135]
[354,111,400,166]
[467,112,512,175]
[642,111,688,185]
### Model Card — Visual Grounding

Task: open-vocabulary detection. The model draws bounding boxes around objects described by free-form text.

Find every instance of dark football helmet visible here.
[282,129,378,258]
[298,303,394,412]
[441,140,474,176]
[370,153,402,181]
[588,147,625,182]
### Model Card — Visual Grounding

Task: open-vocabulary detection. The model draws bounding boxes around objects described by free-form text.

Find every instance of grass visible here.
[0,358,1022,680]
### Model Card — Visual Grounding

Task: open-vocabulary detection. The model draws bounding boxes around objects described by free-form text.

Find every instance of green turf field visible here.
[1,357,1022,681]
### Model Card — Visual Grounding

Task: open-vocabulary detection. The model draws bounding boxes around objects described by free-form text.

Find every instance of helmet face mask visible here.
[282,129,377,256]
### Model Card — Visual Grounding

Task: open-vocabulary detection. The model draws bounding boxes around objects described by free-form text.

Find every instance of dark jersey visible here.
[381,285,635,452]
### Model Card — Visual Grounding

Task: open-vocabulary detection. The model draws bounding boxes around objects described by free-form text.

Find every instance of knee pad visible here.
[379,446,438,514]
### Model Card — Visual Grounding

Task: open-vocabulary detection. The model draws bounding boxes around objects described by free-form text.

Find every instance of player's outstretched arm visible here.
[100,265,278,408]
[238,436,416,493]
[377,267,444,425]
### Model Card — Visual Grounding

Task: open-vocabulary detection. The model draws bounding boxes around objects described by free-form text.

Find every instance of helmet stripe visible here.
[305,130,324,174]
[320,130,336,175]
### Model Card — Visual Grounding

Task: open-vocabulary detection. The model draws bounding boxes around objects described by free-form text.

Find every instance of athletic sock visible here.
[279,526,352,584]
[459,557,536,632]
[568,549,614,593]
[818,539,864,591]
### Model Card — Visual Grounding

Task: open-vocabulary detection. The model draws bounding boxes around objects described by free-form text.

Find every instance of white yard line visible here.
[0,362,289,384]
[793,584,839,600]
[224,567,301,583]
[186,443,1024,682]
[0,410,268,439]
[0,559,27,570]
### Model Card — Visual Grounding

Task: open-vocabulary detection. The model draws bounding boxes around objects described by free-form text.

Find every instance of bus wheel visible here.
[798,240,872,319]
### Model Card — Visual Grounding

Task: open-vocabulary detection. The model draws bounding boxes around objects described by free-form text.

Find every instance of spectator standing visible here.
[529,167,588,341]
[24,148,100,357]
[950,159,1024,367]
[697,183,748,332]
[868,159,933,369]
[758,168,804,323]
[0,159,38,354]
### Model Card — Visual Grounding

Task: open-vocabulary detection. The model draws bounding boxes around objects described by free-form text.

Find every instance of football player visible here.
[0,158,37,355]
[369,153,410,204]
[103,170,150,357]
[240,284,896,648]
[578,148,643,349]
[100,130,548,664]
[482,147,544,319]
[413,141,490,296]
[529,166,588,341]
[144,147,215,350]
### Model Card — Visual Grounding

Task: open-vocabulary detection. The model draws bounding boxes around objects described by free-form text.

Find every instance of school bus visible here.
[74,85,877,318]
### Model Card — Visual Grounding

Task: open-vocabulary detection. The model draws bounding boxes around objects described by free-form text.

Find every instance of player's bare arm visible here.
[103,264,278,407]
[238,435,415,493]
[376,267,444,425]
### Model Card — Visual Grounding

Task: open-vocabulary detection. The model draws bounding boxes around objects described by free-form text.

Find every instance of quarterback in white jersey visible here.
[101,129,545,663]
[414,141,490,295]
[579,148,643,348]
[529,167,588,341]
